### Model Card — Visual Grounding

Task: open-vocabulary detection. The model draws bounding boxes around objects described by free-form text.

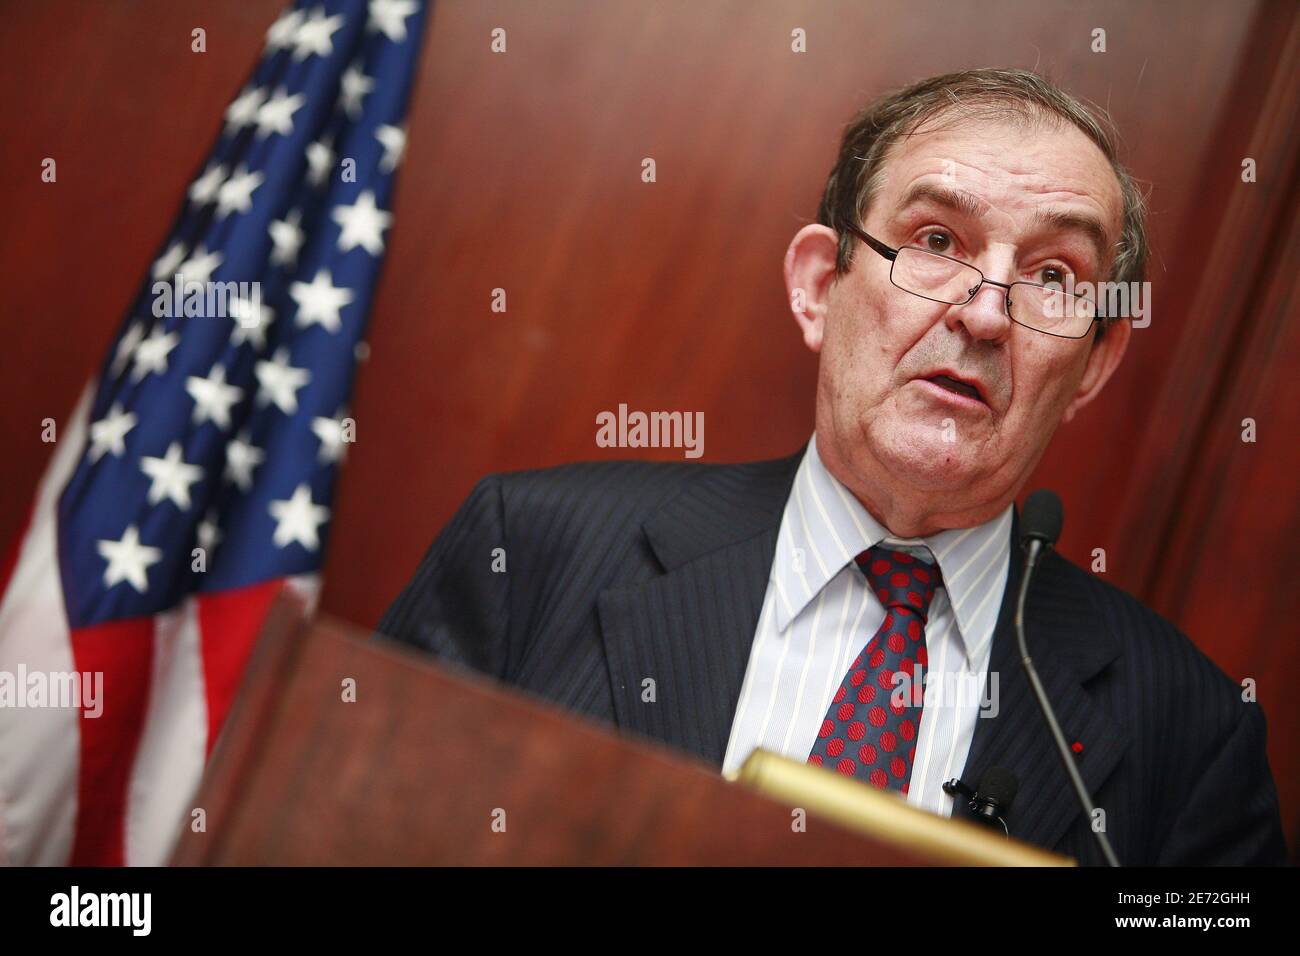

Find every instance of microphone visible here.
[944,767,1019,836]
[1019,488,1063,553]
[971,767,1019,834]
[1016,489,1121,867]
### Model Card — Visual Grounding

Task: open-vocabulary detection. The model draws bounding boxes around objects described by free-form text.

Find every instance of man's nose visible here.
[947,276,1013,342]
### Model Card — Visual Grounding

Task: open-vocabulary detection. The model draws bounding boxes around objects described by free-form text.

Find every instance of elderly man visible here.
[377,69,1286,865]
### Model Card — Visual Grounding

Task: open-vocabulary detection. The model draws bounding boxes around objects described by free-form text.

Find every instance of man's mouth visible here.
[923,373,985,404]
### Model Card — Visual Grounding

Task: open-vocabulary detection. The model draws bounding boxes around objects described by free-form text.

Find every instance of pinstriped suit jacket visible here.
[376,450,1288,866]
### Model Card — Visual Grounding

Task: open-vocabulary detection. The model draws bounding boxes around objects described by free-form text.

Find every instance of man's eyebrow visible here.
[1029,207,1111,272]
[895,183,992,221]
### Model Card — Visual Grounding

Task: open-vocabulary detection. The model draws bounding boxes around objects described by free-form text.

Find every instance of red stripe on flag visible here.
[67,616,155,866]
[196,579,285,756]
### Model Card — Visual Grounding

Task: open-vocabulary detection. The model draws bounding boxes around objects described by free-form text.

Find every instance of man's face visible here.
[797,112,1128,532]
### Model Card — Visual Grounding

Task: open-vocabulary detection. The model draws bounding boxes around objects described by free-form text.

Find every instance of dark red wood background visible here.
[1,1,1296,852]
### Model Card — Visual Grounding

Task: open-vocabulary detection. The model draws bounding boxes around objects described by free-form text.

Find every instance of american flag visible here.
[0,0,429,865]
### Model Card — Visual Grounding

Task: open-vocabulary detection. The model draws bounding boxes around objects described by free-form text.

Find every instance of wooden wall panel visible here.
[1112,6,1300,850]
[1153,168,1300,850]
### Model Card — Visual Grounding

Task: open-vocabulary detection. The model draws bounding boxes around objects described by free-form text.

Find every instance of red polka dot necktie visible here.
[806,544,940,793]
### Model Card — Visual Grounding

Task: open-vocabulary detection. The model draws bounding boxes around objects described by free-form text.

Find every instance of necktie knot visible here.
[855,544,941,621]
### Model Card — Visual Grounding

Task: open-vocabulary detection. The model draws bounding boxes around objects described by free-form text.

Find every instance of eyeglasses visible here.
[840,222,1102,340]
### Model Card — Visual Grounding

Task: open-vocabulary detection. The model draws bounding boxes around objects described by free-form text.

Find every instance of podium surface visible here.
[172,600,1063,865]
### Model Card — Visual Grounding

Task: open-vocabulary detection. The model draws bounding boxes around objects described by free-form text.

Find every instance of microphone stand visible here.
[1017,537,1121,868]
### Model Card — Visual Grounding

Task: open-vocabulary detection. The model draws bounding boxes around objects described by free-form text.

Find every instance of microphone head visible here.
[977,766,1020,812]
[1020,489,1063,549]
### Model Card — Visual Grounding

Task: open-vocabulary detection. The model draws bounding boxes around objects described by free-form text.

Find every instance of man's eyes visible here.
[915,229,956,254]
[908,227,1083,283]
[1035,264,1073,287]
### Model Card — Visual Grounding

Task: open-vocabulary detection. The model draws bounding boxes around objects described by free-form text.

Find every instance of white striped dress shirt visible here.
[721,433,1013,818]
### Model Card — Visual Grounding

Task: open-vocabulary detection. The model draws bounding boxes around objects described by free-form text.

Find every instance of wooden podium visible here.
[171,595,1070,866]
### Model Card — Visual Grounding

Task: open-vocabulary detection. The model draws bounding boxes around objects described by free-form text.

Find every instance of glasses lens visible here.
[892,248,983,305]
[1008,283,1097,337]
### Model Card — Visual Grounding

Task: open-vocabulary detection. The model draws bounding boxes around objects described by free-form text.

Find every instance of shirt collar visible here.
[771,434,1013,662]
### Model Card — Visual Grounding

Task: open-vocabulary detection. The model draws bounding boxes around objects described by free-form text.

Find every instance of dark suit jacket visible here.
[376,450,1288,865]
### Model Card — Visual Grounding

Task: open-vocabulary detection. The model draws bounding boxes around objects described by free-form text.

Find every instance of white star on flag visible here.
[186,364,244,429]
[131,328,180,382]
[268,483,330,551]
[293,9,345,60]
[224,85,267,131]
[264,8,304,51]
[311,411,351,464]
[255,87,306,138]
[152,241,188,280]
[290,269,354,332]
[230,297,275,349]
[110,321,147,378]
[369,0,419,42]
[87,403,138,462]
[188,163,227,206]
[196,514,222,553]
[375,124,407,173]
[224,431,265,491]
[269,208,305,268]
[339,64,375,119]
[255,347,312,413]
[97,524,163,593]
[306,135,336,187]
[177,244,224,284]
[140,442,204,510]
[215,165,265,219]
[332,190,392,255]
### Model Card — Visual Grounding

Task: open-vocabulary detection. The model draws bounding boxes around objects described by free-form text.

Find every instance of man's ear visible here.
[784,224,841,354]
[1062,318,1131,423]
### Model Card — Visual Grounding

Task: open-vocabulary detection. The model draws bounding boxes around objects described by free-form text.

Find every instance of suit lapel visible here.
[596,452,802,765]
[956,506,1130,855]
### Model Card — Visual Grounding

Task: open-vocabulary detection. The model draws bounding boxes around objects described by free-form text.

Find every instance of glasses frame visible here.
[840,221,1103,340]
